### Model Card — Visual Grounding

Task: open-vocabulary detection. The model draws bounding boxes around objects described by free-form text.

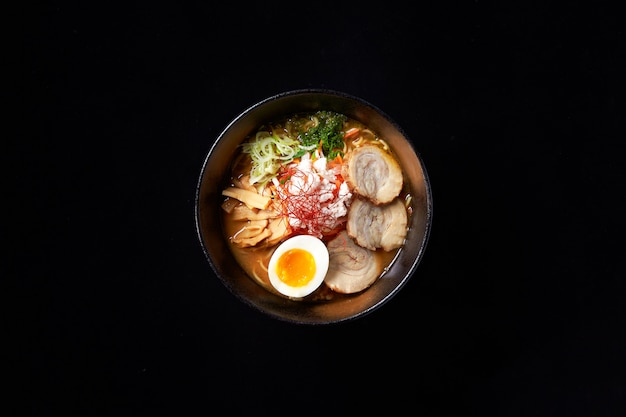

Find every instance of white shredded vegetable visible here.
[242,131,316,189]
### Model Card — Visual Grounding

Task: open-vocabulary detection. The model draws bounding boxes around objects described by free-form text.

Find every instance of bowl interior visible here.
[195,89,432,324]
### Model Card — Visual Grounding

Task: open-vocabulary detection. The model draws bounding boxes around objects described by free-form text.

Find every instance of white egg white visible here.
[268,234,329,298]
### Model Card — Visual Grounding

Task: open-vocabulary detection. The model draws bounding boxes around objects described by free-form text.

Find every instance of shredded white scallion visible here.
[241,131,315,189]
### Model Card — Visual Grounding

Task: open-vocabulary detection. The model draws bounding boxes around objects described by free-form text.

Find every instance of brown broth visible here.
[220,112,411,301]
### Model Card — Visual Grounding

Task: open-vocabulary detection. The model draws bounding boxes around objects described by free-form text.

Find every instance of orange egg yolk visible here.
[275,248,316,287]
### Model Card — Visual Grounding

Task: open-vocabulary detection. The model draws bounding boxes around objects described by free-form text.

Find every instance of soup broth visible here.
[220,111,412,301]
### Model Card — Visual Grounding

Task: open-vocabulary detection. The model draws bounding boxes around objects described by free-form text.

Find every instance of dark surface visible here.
[19,2,624,416]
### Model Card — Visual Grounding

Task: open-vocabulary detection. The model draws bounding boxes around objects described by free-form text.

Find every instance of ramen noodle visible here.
[220,111,412,301]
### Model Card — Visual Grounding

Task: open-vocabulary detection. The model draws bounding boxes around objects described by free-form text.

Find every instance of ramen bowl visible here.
[195,89,432,325]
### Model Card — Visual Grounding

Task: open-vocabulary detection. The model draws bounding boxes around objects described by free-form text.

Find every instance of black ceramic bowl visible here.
[195,89,433,324]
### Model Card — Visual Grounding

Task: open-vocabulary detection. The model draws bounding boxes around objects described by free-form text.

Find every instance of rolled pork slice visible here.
[324,230,381,294]
[342,144,403,205]
[346,197,408,251]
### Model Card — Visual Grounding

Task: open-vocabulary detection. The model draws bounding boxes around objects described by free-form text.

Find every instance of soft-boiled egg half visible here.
[268,234,329,299]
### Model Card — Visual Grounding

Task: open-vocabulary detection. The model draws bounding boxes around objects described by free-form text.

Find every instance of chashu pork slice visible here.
[324,230,381,294]
[346,197,408,251]
[342,144,403,205]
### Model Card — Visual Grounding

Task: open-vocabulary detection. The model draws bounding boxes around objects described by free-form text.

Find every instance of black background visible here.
[19,1,625,416]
